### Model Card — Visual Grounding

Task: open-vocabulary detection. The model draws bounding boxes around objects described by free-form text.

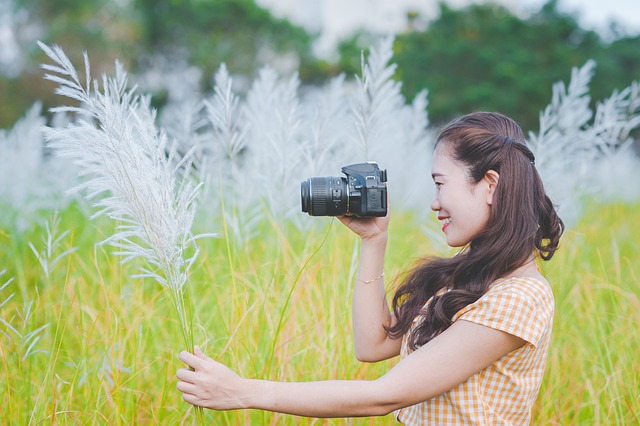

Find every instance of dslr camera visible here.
[300,162,387,217]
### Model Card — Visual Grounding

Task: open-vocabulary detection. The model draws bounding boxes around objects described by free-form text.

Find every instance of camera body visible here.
[301,162,387,217]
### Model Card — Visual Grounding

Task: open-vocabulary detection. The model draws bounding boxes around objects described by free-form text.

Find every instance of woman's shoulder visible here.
[453,273,554,346]
[488,274,553,305]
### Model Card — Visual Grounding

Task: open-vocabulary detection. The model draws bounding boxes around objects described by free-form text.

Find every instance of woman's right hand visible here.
[337,206,390,242]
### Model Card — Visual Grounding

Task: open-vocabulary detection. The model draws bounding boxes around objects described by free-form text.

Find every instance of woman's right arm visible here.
[339,209,402,362]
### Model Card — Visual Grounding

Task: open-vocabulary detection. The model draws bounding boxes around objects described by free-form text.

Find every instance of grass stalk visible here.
[265,218,335,377]
[219,179,239,328]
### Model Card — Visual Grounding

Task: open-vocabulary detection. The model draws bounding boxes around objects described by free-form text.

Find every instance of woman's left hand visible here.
[176,346,246,410]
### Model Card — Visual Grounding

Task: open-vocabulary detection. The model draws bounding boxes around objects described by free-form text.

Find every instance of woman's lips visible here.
[439,216,451,232]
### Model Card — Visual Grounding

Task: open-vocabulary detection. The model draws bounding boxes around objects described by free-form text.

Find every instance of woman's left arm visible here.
[177,321,525,417]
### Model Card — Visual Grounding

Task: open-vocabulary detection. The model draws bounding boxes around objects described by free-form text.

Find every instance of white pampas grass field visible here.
[0,38,638,424]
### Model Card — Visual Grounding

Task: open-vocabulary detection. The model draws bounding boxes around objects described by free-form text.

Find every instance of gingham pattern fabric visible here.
[395,277,554,425]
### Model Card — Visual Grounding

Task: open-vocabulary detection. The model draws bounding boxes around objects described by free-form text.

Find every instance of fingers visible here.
[176,379,198,394]
[194,345,214,362]
[337,215,353,226]
[181,391,201,407]
[194,345,205,359]
[177,347,218,409]
[176,371,201,407]
[176,367,198,383]
[179,350,206,370]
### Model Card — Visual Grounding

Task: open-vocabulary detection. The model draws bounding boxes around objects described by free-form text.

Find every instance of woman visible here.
[176,112,564,425]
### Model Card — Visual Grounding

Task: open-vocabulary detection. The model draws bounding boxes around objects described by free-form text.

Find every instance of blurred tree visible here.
[0,0,318,127]
[596,34,640,99]
[15,0,139,61]
[338,0,640,131]
[133,0,315,83]
[2,0,639,132]
[1,0,141,127]
[394,0,604,130]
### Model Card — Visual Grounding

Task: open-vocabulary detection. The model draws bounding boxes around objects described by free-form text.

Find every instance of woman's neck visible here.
[503,256,543,280]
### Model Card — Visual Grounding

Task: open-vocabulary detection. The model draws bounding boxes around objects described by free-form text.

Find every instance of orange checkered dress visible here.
[395,277,554,425]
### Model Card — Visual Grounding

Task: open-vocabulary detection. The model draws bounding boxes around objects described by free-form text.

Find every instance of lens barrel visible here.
[300,176,348,216]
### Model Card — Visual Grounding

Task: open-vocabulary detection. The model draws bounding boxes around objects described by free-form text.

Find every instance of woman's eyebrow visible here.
[431,172,446,179]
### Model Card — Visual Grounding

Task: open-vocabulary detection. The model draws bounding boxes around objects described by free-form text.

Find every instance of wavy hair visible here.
[385,112,564,350]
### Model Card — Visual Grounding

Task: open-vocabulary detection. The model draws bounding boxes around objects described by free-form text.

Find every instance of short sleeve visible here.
[452,277,554,346]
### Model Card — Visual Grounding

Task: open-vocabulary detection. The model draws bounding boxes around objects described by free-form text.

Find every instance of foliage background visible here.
[1,0,639,132]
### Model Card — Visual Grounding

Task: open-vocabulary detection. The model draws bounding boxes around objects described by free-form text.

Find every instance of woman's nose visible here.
[430,195,440,212]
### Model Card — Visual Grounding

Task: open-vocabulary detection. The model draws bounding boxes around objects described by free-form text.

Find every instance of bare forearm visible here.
[352,235,398,360]
[243,378,394,418]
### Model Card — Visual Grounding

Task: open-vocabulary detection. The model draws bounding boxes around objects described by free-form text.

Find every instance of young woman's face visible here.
[430,145,495,247]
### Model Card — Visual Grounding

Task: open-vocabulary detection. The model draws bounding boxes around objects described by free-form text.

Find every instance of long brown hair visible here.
[385,112,564,351]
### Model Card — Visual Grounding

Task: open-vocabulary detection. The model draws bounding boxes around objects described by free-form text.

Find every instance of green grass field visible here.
[1,201,638,424]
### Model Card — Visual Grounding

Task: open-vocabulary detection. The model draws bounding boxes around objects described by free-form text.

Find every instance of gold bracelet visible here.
[357,272,384,284]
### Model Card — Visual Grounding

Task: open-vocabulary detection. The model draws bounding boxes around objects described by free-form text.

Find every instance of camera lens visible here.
[300,176,348,216]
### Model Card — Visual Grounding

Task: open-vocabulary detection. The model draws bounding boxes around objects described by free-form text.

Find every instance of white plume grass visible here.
[203,64,261,246]
[350,36,404,160]
[28,211,78,280]
[530,61,640,225]
[38,42,212,391]
[588,82,640,202]
[349,36,433,211]
[206,63,247,164]
[26,38,640,258]
[0,102,76,230]
[528,61,596,225]
[244,68,304,222]
[144,36,436,239]
[299,74,351,177]
[161,98,209,170]
[0,270,49,362]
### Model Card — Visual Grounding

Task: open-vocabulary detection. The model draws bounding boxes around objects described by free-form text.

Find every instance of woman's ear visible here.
[484,170,500,205]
